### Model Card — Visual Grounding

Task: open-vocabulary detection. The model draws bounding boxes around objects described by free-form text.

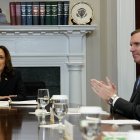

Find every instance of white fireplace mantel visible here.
[0,25,95,35]
[0,25,96,105]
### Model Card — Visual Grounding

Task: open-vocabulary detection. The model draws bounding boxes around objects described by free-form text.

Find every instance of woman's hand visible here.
[90,77,117,102]
[0,95,17,100]
[0,96,11,100]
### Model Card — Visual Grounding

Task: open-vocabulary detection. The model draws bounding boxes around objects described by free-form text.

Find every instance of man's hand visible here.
[90,77,117,102]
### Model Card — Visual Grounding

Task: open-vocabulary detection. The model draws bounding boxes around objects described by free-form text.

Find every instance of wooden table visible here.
[0,105,140,140]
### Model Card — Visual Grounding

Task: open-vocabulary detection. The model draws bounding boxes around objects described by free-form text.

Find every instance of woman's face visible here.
[0,48,5,73]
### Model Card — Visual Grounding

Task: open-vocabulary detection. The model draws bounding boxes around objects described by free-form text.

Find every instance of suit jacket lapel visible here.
[130,78,139,102]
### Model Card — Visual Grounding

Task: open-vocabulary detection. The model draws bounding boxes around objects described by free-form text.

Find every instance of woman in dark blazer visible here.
[0,45,26,101]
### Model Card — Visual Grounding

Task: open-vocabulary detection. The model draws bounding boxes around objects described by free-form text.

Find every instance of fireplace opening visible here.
[15,67,60,100]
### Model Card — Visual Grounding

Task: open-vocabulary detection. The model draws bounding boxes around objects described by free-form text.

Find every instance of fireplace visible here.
[15,67,60,100]
[0,25,95,105]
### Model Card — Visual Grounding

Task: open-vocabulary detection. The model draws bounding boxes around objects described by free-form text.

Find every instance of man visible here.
[91,29,140,121]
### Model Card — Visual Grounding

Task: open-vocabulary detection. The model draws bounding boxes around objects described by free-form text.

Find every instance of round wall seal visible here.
[71,2,93,25]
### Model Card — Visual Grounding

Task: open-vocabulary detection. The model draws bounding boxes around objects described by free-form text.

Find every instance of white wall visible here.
[117,0,136,100]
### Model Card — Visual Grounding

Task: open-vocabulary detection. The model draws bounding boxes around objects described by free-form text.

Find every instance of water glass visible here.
[79,106,102,140]
[37,89,50,115]
[37,114,47,125]
[51,95,68,126]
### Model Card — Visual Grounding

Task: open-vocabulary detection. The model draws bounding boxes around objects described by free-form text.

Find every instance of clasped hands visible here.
[90,77,117,103]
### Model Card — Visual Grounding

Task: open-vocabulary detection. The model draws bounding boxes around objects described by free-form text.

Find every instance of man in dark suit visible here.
[0,45,26,101]
[91,29,140,121]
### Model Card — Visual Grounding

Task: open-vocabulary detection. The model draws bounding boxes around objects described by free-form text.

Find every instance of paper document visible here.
[67,108,80,115]
[67,108,109,115]
[14,105,37,108]
[101,119,140,125]
[10,100,37,105]
[0,101,9,107]
[102,131,128,140]
[39,124,62,129]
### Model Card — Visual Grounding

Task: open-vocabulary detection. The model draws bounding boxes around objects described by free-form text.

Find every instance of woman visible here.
[0,45,26,101]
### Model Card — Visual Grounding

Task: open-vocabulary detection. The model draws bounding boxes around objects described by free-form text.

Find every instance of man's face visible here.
[130,32,140,64]
[0,48,5,73]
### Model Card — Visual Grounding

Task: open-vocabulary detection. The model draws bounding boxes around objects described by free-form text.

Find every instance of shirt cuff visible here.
[112,96,119,106]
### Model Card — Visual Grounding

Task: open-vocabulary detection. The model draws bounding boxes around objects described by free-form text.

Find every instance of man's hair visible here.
[0,45,13,75]
[131,29,140,36]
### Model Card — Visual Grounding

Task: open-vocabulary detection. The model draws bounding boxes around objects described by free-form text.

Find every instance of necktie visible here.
[136,78,140,89]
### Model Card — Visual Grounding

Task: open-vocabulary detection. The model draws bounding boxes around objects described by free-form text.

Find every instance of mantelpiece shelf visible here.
[0,25,96,35]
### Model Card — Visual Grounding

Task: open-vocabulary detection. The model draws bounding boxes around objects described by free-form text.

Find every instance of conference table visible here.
[0,103,140,140]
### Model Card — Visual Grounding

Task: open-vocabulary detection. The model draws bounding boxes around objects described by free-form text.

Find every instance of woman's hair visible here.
[0,45,13,76]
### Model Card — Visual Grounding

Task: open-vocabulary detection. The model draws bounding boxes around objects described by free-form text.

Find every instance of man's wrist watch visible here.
[108,94,118,105]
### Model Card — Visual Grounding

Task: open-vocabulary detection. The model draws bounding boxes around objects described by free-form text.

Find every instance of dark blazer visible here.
[112,78,140,120]
[0,70,26,101]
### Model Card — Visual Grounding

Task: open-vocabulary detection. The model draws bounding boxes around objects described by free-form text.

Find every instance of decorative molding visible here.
[0,25,96,36]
